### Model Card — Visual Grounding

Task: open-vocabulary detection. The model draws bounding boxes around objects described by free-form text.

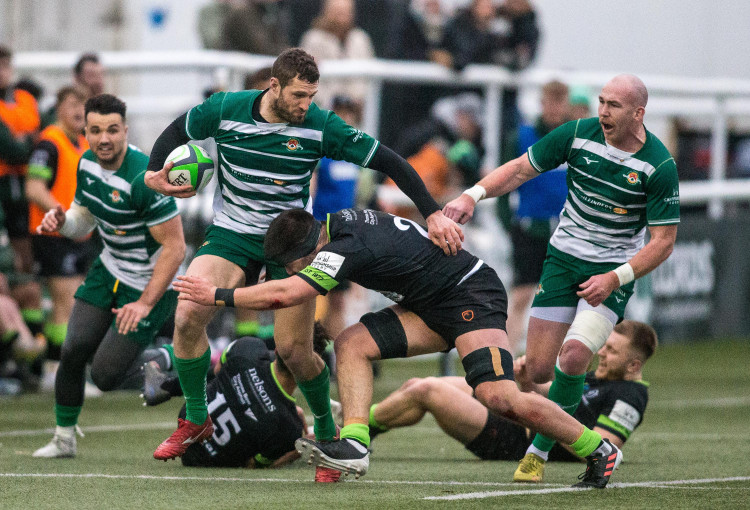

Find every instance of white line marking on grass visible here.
[0,422,176,437]
[0,472,564,488]
[423,476,750,500]
[650,396,750,409]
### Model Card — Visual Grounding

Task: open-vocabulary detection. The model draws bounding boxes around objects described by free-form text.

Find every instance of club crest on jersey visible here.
[535,283,544,295]
[109,190,123,203]
[623,171,640,185]
[462,310,474,321]
[283,138,303,151]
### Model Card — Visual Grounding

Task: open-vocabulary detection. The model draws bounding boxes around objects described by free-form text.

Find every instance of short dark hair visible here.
[56,85,86,107]
[614,320,658,362]
[271,48,319,88]
[274,321,331,374]
[0,45,12,61]
[85,93,126,120]
[15,77,44,100]
[74,53,100,76]
[244,66,273,91]
[264,208,320,266]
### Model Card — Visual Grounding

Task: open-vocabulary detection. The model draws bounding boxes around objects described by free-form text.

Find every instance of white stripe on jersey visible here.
[218,120,324,142]
[568,164,645,196]
[219,179,306,212]
[99,247,164,290]
[79,159,133,194]
[220,154,312,182]
[563,202,638,236]
[97,217,146,231]
[568,179,646,210]
[567,192,641,223]
[571,138,657,177]
[81,190,136,215]
[220,142,319,163]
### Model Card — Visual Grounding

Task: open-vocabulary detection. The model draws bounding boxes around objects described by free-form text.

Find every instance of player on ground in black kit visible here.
[173,208,624,488]
[141,323,331,468]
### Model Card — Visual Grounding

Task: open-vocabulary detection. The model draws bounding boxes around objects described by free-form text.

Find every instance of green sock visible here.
[43,322,67,346]
[297,365,336,441]
[174,348,211,424]
[341,423,370,448]
[55,404,81,427]
[22,308,44,336]
[235,320,260,337]
[571,427,603,457]
[531,366,586,452]
[369,404,387,431]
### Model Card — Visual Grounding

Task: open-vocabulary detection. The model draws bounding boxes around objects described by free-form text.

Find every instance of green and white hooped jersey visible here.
[185,90,379,236]
[74,146,179,290]
[527,117,680,264]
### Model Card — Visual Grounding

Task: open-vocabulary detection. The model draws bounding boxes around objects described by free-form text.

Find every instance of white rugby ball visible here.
[166,143,215,192]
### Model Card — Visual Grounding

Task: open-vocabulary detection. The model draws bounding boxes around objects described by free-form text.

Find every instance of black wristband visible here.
[214,288,235,308]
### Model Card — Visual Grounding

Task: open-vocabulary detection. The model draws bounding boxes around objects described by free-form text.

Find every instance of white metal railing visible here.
[15,50,750,218]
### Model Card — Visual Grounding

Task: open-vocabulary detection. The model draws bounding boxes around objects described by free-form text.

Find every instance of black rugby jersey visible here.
[298,209,483,311]
[182,338,303,467]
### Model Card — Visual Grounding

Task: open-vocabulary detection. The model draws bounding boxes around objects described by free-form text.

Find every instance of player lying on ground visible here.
[174,207,624,488]
[368,320,655,482]
[141,323,335,468]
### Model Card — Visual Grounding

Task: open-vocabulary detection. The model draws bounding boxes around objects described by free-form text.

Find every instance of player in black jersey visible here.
[173,208,624,487]
[367,320,655,482]
[141,323,330,468]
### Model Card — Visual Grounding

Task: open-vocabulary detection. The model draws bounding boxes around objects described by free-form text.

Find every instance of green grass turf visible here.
[2,339,749,509]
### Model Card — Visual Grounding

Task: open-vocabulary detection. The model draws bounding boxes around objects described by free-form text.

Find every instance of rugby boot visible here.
[33,425,84,458]
[141,361,172,406]
[296,437,369,479]
[513,452,545,483]
[572,439,623,488]
[153,416,214,461]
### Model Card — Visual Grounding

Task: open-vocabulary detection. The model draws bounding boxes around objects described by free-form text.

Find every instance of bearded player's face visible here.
[272,76,318,124]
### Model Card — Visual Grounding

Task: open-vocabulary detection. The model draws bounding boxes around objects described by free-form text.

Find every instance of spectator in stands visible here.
[434,0,540,157]
[197,0,234,50]
[300,0,375,109]
[496,80,569,355]
[568,85,592,120]
[244,66,273,91]
[223,0,291,56]
[25,86,93,390]
[42,53,106,128]
[385,0,449,62]
[0,45,44,346]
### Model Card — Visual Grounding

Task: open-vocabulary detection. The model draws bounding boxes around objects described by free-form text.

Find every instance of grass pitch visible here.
[2,339,749,509]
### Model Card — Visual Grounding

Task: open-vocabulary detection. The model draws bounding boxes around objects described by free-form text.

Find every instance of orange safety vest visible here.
[0,89,40,177]
[28,125,89,235]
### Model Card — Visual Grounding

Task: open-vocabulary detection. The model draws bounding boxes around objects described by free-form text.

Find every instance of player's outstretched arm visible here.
[174,274,320,310]
[443,154,537,224]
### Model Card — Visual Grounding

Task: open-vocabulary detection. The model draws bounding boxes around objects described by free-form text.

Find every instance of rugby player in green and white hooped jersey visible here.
[32,94,186,459]
[445,74,679,486]
[143,48,464,470]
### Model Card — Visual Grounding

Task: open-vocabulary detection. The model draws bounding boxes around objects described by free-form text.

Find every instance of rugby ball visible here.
[166,144,215,192]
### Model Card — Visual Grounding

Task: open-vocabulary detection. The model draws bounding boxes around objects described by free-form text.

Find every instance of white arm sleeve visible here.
[59,202,96,239]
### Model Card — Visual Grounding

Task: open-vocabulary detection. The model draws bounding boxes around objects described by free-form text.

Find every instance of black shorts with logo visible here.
[412,265,508,350]
[465,411,529,461]
[32,235,96,277]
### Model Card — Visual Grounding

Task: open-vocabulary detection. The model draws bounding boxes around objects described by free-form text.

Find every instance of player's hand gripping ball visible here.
[166,144,215,192]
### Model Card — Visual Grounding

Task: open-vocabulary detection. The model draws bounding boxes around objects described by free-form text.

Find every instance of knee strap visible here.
[359,308,408,360]
[563,310,615,353]
[462,346,515,390]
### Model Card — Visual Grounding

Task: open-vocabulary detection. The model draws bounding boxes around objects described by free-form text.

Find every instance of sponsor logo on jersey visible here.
[201,240,210,247]
[461,310,474,321]
[311,251,345,277]
[583,156,599,165]
[613,207,628,215]
[609,399,640,432]
[535,283,544,295]
[623,171,641,185]
[245,408,258,422]
[85,177,95,185]
[283,138,303,151]
[350,128,364,143]
[113,229,127,236]
[248,368,276,412]
[109,190,123,203]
